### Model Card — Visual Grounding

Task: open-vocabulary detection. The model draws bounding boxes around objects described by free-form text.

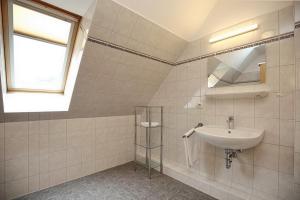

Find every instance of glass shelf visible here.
[135,155,161,169]
[135,143,162,149]
[136,125,162,128]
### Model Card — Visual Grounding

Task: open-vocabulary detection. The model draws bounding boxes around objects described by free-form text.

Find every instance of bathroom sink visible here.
[194,126,264,149]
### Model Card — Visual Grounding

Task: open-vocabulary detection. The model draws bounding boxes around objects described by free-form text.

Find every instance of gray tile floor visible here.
[16,162,217,200]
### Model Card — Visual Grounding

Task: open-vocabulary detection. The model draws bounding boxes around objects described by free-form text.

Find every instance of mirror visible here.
[207,45,266,88]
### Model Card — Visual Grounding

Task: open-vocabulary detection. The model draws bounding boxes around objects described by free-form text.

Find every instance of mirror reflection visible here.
[207,45,266,88]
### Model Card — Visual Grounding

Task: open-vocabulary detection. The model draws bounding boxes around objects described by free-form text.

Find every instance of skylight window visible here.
[3,0,80,93]
[13,4,72,44]
[0,0,96,113]
[13,35,67,91]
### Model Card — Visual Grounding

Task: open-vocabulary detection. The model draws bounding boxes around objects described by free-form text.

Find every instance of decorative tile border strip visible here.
[88,29,295,66]
[87,37,175,65]
[176,31,294,65]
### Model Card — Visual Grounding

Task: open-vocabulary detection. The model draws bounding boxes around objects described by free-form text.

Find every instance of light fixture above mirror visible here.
[209,23,258,43]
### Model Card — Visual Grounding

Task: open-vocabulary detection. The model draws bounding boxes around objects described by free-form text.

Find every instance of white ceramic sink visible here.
[194,126,264,149]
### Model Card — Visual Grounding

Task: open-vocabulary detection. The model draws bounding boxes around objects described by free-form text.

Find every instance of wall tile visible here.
[5,122,28,160]
[234,116,254,128]
[29,132,39,156]
[295,29,300,60]
[4,113,28,123]
[254,143,279,170]
[295,184,300,199]
[295,152,300,184]
[0,183,5,200]
[82,160,96,176]
[5,157,28,182]
[0,162,4,184]
[280,119,295,147]
[232,162,253,192]
[39,173,50,190]
[279,6,294,34]
[255,93,279,119]
[253,167,278,195]
[199,154,215,178]
[0,115,134,199]
[4,122,28,139]
[28,175,39,194]
[280,37,294,66]
[48,132,67,153]
[29,156,39,177]
[296,90,300,121]
[49,168,67,187]
[29,121,39,134]
[295,2,300,22]
[49,150,67,171]
[255,118,279,145]
[234,98,254,118]
[67,164,83,181]
[279,93,295,120]
[67,147,82,167]
[0,137,4,162]
[67,118,94,135]
[214,157,232,186]
[296,122,300,153]
[236,149,254,165]
[0,124,3,138]
[5,136,28,161]
[266,67,279,92]
[39,154,49,174]
[49,120,66,134]
[279,146,294,174]
[5,178,28,200]
[278,173,299,200]
[187,62,201,79]
[297,61,300,90]
[280,65,295,93]
[216,98,234,116]
[266,41,279,67]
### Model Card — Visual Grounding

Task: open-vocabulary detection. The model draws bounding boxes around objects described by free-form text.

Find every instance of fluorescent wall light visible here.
[209,24,258,43]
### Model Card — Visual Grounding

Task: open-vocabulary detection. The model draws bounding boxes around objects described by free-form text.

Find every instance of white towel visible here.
[140,122,160,127]
[183,129,199,168]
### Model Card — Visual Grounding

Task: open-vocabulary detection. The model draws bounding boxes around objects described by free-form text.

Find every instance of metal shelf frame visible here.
[134,106,163,178]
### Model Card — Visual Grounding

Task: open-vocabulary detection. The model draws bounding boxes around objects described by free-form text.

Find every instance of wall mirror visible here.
[207,45,266,88]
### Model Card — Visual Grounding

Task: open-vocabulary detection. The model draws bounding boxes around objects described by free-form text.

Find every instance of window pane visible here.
[12,35,67,91]
[13,4,71,44]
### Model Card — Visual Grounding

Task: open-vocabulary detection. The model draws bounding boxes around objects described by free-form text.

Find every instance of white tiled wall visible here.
[295,1,300,187]
[178,6,294,62]
[149,5,300,200]
[0,115,134,200]
[90,0,187,62]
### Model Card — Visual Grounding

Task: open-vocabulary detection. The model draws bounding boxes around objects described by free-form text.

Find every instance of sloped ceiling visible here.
[42,0,95,15]
[58,0,182,119]
[112,0,293,41]
[63,41,172,119]
[1,0,177,122]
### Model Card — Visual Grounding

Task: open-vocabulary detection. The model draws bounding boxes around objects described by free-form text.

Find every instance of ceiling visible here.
[42,0,95,15]
[112,0,293,41]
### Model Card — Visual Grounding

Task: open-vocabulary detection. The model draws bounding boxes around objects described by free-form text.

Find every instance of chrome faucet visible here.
[227,116,234,129]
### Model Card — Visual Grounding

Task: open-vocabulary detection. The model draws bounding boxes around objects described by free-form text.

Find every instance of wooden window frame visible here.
[1,0,81,93]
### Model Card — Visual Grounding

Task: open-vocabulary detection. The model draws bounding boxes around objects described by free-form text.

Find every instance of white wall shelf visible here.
[205,84,270,99]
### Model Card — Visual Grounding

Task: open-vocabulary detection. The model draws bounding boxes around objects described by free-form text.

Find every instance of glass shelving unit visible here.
[134,106,163,178]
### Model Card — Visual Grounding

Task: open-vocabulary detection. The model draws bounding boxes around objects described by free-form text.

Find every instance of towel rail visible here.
[182,123,203,138]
